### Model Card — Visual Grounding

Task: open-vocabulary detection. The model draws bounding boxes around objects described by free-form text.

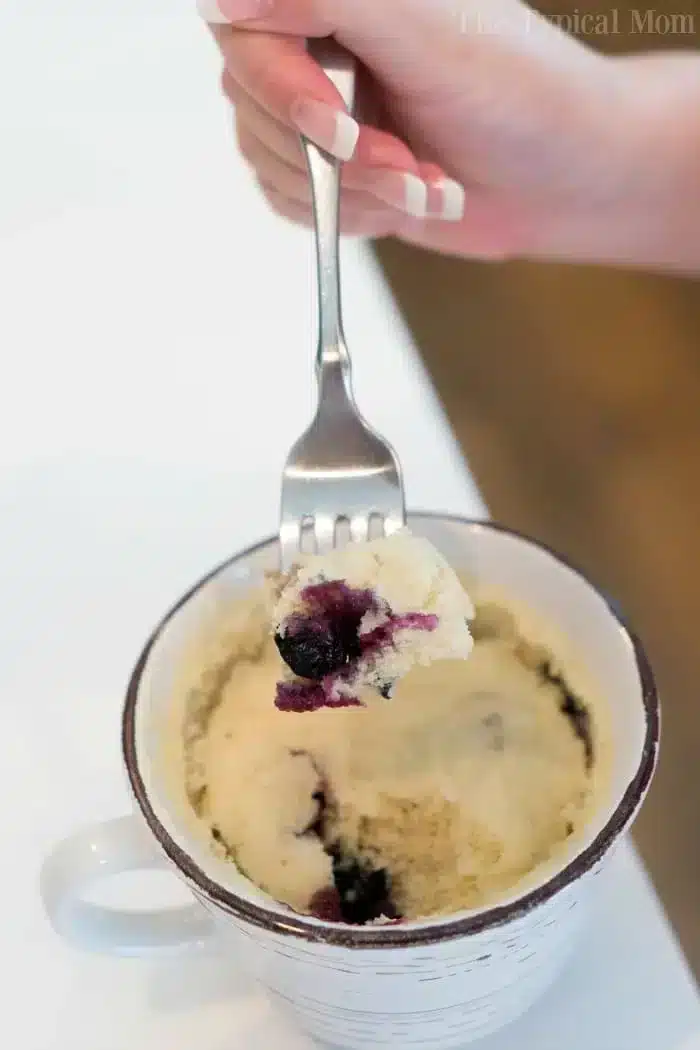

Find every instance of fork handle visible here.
[300,39,357,377]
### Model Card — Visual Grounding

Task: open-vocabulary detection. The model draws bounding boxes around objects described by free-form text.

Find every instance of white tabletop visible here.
[1,6,699,1050]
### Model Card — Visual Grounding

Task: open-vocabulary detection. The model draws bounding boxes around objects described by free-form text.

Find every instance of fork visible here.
[279,39,406,572]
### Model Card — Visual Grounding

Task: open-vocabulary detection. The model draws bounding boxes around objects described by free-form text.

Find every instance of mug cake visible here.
[173,529,610,926]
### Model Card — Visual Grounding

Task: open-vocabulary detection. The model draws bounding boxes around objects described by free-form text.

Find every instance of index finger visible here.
[217,29,361,160]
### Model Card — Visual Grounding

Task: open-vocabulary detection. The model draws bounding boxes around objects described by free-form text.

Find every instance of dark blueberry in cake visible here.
[324,690,364,709]
[300,582,374,668]
[536,659,552,681]
[298,768,401,925]
[275,581,374,682]
[274,620,349,680]
[300,788,328,838]
[309,886,345,922]
[328,845,400,925]
[559,690,593,770]
[276,579,438,712]
[378,680,395,700]
[275,679,329,713]
[301,580,377,623]
[537,661,594,770]
[210,825,234,859]
[275,679,362,712]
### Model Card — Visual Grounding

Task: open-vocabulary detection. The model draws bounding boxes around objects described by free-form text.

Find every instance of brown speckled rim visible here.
[123,514,659,949]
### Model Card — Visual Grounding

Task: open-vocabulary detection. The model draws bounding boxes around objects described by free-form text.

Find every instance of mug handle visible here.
[40,814,215,956]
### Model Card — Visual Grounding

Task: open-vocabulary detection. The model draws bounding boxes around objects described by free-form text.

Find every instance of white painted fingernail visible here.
[366,171,428,218]
[403,173,428,217]
[330,111,360,162]
[290,98,359,161]
[435,178,465,221]
[197,0,270,24]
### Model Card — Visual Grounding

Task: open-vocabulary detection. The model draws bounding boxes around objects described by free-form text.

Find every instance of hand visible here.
[199,0,694,268]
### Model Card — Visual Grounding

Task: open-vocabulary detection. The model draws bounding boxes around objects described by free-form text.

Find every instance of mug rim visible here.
[122,514,659,949]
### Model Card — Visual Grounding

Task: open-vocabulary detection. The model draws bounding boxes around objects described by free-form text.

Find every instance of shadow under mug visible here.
[41,515,659,1050]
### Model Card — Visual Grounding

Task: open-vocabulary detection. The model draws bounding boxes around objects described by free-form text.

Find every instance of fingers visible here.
[224,67,418,175]
[235,107,464,222]
[418,162,467,222]
[399,191,523,260]
[238,119,391,215]
[226,74,465,222]
[225,70,305,169]
[217,29,360,160]
[204,9,431,177]
[200,1,467,227]
[227,74,420,213]
[260,184,402,239]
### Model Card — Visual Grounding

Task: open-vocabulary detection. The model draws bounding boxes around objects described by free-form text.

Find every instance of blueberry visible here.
[559,690,593,770]
[275,680,363,713]
[275,619,349,680]
[538,662,593,770]
[275,679,329,713]
[309,886,344,922]
[300,789,327,838]
[328,845,399,925]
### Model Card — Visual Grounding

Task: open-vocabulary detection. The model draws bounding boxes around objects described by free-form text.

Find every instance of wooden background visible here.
[375,0,700,974]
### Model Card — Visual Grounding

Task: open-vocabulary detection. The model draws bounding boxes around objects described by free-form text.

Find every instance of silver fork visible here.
[279,39,406,572]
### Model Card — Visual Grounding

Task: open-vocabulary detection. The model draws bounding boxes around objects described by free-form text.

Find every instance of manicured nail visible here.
[197,0,270,23]
[365,171,428,218]
[431,178,465,221]
[290,98,359,162]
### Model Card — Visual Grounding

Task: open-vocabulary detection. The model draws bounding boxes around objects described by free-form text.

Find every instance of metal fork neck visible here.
[306,146,349,374]
[299,39,357,392]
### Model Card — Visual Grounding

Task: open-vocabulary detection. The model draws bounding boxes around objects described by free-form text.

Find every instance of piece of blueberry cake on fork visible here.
[271,528,475,712]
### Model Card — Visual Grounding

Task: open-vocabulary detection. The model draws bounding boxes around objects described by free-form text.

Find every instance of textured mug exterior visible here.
[192,864,601,1049]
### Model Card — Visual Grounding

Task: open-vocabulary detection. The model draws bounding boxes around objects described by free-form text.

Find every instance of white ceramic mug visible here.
[41,515,659,1050]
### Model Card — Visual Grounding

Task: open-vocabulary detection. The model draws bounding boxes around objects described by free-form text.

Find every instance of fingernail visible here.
[290,99,359,162]
[197,0,270,23]
[431,178,465,221]
[365,171,428,218]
